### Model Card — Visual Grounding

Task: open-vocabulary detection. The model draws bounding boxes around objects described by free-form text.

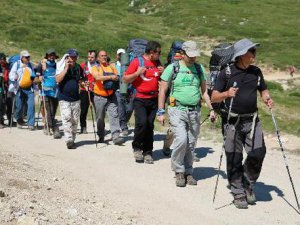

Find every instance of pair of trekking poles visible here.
[212,82,300,212]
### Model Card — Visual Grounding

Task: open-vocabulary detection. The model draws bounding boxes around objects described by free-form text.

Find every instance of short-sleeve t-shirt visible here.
[125,56,161,99]
[161,62,207,106]
[57,63,84,102]
[213,64,267,114]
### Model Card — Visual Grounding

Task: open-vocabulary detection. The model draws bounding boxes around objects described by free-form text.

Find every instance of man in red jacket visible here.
[124,41,164,164]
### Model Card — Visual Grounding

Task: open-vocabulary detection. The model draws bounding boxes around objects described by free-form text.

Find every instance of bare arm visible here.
[123,67,146,84]
[200,81,216,120]
[260,89,273,108]
[56,66,68,84]
[91,66,118,81]
[156,80,169,125]
[211,87,238,103]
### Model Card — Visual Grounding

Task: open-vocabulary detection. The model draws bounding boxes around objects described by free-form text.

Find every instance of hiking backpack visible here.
[119,39,149,95]
[8,55,20,72]
[208,43,234,94]
[207,43,234,114]
[165,41,183,67]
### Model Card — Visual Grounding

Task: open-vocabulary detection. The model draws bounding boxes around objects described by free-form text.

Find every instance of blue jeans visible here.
[16,88,35,126]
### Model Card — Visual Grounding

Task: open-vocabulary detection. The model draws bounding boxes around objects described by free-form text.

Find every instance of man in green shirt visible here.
[157,40,215,187]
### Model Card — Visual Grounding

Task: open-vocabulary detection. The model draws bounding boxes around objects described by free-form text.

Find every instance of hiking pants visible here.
[59,100,80,143]
[80,90,94,129]
[169,107,200,175]
[224,118,266,197]
[94,93,121,139]
[115,91,134,131]
[41,96,58,129]
[132,97,158,154]
[15,88,35,126]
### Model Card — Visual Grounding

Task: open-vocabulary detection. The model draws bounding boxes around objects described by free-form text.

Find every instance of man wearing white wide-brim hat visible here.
[212,38,273,209]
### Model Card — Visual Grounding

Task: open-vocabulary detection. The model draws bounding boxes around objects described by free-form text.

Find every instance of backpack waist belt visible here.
[229,111,258,140]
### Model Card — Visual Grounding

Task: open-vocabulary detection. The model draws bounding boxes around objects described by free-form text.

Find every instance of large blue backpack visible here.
[119,39,148,95]
[8,55,20,72]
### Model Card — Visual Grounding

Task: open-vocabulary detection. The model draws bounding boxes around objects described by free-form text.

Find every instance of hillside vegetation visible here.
[1,0,299,135]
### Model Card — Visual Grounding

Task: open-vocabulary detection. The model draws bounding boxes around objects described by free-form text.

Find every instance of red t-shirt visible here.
[125,56,161,99]
[80,62,95,91]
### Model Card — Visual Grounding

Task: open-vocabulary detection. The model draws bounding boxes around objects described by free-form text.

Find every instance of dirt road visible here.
[0,122,300,225]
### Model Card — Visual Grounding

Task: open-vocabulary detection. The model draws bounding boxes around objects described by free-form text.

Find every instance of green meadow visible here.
[1,0,299,135]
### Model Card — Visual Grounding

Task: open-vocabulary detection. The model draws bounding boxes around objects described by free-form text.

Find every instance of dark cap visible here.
[0,52,6,59]
[67,48,78,57]
[47,48,56,55]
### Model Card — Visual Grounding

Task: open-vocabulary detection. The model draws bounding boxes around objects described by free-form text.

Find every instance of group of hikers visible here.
[0,38,274,209]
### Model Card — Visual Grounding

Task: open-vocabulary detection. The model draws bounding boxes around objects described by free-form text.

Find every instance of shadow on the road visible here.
[76,140,99,147]
[255,182,299,214]
[193,167,227,181]
[194,147,214,159]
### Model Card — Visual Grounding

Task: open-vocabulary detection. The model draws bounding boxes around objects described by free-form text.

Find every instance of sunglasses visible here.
[248,48,256,56]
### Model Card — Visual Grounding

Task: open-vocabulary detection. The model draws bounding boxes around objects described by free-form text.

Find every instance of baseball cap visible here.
[117,48,126,55]
[20,50,30,57]
[67,48,78,57]
[182,41,200,57]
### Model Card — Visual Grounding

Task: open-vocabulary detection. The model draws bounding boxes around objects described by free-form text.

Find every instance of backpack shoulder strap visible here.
[137,56,144,67]
[169,61,180,94]
[194,63,203,78]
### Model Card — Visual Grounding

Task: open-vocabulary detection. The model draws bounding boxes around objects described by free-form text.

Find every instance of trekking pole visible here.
[270,108,300,211]
[41,83,50,135]
[87,87,97,148]
[200,114,209,127]
[9,96,16,133]
[213,81,237,203]
[36,95,41,128]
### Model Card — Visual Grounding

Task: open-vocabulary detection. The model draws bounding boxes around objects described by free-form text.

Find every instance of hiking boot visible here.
[0,123,4,129]
[28,126,35,131]
[53,127,61,139]
[245,188,256,205]
[186,174,197,185]
[112,136,125,145]
[144,154,154,164]
[66,141,76,149]
[80,127,88,134]
[133,150,144,163]
[98,137,105,143]
[233,195,248,209]
[121,129,129,137]
[162,147,171,156]
[175,172,186,187]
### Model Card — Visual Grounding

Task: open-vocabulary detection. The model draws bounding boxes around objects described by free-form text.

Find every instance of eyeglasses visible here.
[24,56,30,59]
[248,48,256,56]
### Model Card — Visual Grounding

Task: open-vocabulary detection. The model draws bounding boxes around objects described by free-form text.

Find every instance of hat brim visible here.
[186,50,200,57]
[232,43,260,60]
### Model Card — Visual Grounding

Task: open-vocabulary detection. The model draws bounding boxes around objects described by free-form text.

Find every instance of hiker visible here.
[9,50,36,130]
[90,50,125,145]
[157,40,216,187]
[124,41,164,164]
[114,48,134,136]
[211,38,273,209]
[56,49,84,149]
[36,49,61,138]
[79,50,97,134]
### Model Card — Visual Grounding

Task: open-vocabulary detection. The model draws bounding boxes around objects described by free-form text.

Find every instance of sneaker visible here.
[53,127,61,139]
[245,188,256,205]
[175,172,186,187]
[112,136,125,145]
[81,127,88,134]
[28,126,35,131]
[121,129,129,137]
[66,141,76,149]
[98,137,105,143]
[186,174,197,185]
[144,154,154,164]
[133,150,144,163]
[233,195,248,209]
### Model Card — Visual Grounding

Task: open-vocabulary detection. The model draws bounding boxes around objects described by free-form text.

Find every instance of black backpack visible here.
[208,43,234,95]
